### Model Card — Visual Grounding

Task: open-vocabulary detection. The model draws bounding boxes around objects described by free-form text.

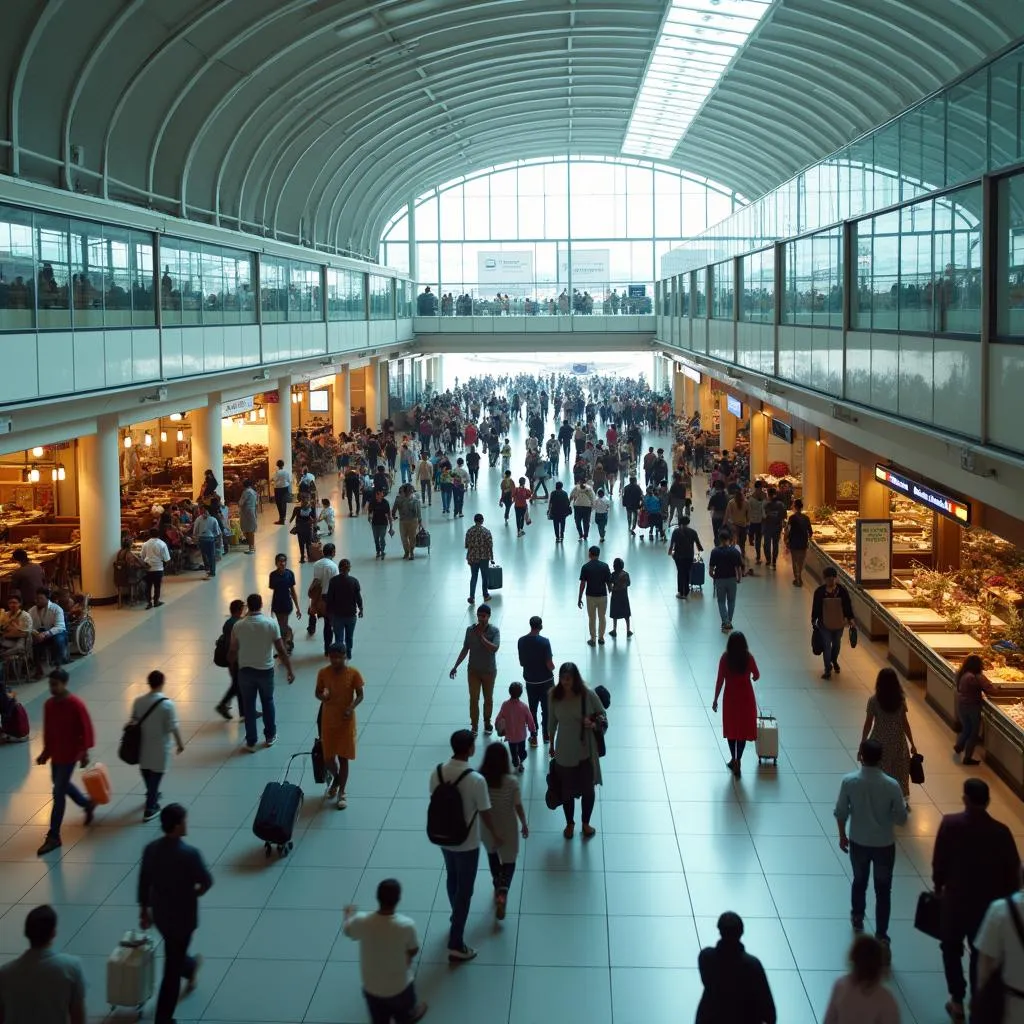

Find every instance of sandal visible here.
[563,823,575,839]
[581,824,597,839]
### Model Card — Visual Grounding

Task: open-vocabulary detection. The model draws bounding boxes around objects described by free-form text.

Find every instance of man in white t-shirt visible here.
[428,729,500,964]
[139,528,171,609]
[306,542,339,653]
[272,458,291,524]
[977,886,1024,1024]
[343,878,427,1023]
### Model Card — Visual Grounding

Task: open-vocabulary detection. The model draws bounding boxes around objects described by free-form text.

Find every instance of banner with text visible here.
[558,249,610,285]
[477,251,534,290]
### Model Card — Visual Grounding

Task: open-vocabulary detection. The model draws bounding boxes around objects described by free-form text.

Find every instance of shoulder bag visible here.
[972,898,1024,1024]
[118,697,168,766]
[581,691,607,758]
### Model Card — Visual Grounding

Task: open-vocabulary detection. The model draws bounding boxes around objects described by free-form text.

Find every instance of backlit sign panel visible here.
[874,465,971,525]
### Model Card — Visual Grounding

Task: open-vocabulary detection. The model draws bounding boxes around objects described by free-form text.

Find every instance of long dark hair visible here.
[956,654,984,683]
[724,631,749,673]
[552,662,584,700]
[874,668,904,714]
[479,742,511,789]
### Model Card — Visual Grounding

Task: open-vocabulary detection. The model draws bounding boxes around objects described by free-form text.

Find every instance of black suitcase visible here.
[253,754,305,857]
[690,558,705,591]
[485,563,503,592]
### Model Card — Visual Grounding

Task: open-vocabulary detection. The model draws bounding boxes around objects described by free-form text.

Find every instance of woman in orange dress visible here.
[315,644,364,809]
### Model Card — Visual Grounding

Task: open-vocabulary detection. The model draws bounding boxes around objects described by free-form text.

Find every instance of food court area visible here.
[686,364,1024,798]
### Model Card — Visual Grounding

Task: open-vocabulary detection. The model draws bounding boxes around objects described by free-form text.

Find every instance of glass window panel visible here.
[199,249,226,324]
[384,211,408,242]
[464,196,489,238]
[415,196,439,242]
[69,220,104,328]
[440,242,464,293]
[682,182,708,236]
[899,200,933,333]
[544,194,568,240]
[935,185,982,336]
[706,191,732,231]
[518,197,544,240]
[327,268,366,320]
[518,165,545,197]
[35,213,71,329]
[870,211,900,331]
[710,260,733,319]
[544,162,568,195]
[160,239,202,326]
[741,247,773,322]
[131,230,155,327]
[991,52,1023,171]
[694,268,707,316]
[997,172,1024,338]
[104,227,133,326]
[0,205,35,331]
[947,71,988,185]
[259,256,287,323]
[490,193,517,240]
[369,275,393,319]
[627,190,654,238]
[384,241,410,275]
[416,243,438,290]
[490,170,517,197]
[439,185,464,240]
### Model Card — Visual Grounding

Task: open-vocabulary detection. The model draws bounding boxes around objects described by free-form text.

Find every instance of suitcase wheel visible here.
[265,843,272,858]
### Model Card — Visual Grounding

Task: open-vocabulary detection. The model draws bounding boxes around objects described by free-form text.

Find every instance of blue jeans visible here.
[198,536,217,575]
[819,625,844,673]
[238,667,276,748]
[849,841,895,939]
[441,484,452,513]
[956,703,983,759]
[400,464,413,484]
[714,578,737,624]
[441,847,480,950]
[594,512,608,539]
[140,768,162,814]
[332,616,357,658]
[468,560,490,600]
[371,523,388,554]
[48,761,89,839]
[453,490,465,516]
[364,982,418,1024]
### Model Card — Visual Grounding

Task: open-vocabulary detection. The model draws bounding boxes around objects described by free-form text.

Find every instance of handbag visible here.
[544,770,561,810]
[289,526,298,535]
[914,890,942,940]
[849,624,859,648]
[972,898,1024,1024]
[581,691,607,758]
[909,752,925,785]
[811,627,823,656]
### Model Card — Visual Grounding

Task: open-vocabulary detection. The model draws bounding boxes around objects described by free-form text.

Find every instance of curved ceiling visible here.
[0,0,1017,261]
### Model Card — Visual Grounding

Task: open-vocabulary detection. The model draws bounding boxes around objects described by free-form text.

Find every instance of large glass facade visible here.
[379,156,740,312]
[782,228,843,329]
[326,267,366,321]
[368,275,394,320]
[740,248,774,323]
[997,172,1024,339]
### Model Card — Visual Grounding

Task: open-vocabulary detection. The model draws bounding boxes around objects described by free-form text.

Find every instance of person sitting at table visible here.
[10,550,45,602]
[28,588,67,678]
[0,594,32,659]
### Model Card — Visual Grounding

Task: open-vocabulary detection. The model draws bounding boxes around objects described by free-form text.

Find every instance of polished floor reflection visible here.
[0,434,1011,1023]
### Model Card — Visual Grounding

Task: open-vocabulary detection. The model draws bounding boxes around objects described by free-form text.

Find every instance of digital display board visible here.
[770,418,793,443]
[874,464,971,525]
[726,395,742,418]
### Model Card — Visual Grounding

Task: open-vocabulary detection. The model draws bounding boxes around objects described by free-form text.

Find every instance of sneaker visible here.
[587,639,596,647]
[467,597,474,604]
[877,936,891,965]
[215,703,232,721]
[953,744,964,754]
[483,593,491,601]
[36,836,62,856]
[851,915,864,932]
[832,662,841,674]
[265,736,277,747]
[529,736,538,748]
[184,954,203,994]
[821,672,832,680]
[484,722,494,735]
[945,1000,966,1023]
[84,801,96,826]
[153,600,164,607]
[598,637,605,645]
[143,805,161,823]
[336,793,347,810]
[145,602,153,609]
[242,743,257,753]
[327,781,339,799]
[447,945,477,963]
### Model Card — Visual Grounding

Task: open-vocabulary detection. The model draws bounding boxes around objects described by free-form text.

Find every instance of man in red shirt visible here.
[36,669,96,855]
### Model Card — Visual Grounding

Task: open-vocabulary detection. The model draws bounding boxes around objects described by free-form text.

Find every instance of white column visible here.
[78,417,121,601]
[333,370,350,435]
[267,381,292,481]
[365,358,379,430]
[190,401,223,498]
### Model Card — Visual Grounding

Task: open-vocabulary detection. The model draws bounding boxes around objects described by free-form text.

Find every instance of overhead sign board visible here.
[874,464,971,525]
[477,251,534,288]
[676,361,701,384]
[726,395,742,418]
[308,374,336,391]
[221,396,255,417]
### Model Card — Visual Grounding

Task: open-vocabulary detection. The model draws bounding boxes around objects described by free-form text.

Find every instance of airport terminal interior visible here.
[2,1,1024,1022]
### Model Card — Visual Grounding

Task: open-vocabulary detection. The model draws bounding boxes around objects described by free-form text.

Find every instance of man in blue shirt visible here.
[834,739,907,950]
[517,616,555,747]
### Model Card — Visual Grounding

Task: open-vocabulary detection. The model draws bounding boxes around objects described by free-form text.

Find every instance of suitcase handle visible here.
[281,751,309,785]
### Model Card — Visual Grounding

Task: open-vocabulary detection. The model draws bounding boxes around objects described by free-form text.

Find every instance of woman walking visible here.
[724,488,750,562]
[861,668,916,806]
[130,669,184,822]
[549,662,607,839]
[593,488,610,542]
[479,743,529,920]
[822,934,900,1024]
[268,553,300,653]
[315,644,364,809]
[238,478,258,554]
[512,477,532,536]
[954,655,994,766]
[288,493,317,563]
[499,471,515,523]
[712,631,759,778]
[608,557,632,638]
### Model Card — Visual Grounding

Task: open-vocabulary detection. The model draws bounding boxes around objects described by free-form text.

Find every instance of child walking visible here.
[479,742,529,921]
[318,498,335,536]
[496,682,536,771]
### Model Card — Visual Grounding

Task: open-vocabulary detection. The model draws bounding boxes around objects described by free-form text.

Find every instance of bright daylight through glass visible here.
[622,0,775,159]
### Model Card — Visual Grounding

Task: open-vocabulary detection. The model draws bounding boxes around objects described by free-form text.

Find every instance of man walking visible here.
[193,505,222,579]
[518,616,555,748]
[138,804,213,1024]
[811,566,855,679]
[35,669,95,856]
[139,528,170,609]
[786,498,814,586]
[621,474,644,535]
[834,738,908,954]
[577,545,612,647]
[428,730,501,963]
[933,778,1021,1021]
[130,670,184,823]
[343,879,427,1023]
[366,487,394,559]
[394,484,423,560]
[668,515,704,600]
[229,593,295,753]
[464,513,494,604]
[272,458,291,524]
[0,905,86,1024]
[709,530,743,632]
[324,559,364,659]
[307,542,339,650]
[761,486,786,569]
[449,605,500,736]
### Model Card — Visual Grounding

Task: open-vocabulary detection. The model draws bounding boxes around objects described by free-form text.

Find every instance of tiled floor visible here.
[0,419,1015,1022]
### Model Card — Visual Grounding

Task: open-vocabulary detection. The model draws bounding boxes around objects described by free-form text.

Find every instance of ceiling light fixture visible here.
[32,446,44,457]
[622,0,774,160]
[176,429,184,442]
[123,435,132,448]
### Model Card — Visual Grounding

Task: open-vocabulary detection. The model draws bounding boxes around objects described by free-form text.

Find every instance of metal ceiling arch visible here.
[1,0,1019,260]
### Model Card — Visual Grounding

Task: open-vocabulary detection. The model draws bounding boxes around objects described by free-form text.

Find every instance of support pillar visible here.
[720,399,737,453]
[333,370,350,435]
[803,438,825,508]
[858,463,888,518]
[364,358,379,430]
[378,358,390,426]
[190,402,223,499]
[683,375,695,416]
[433,354,444,392]
[267,381,292,483]
[698,378,711,419]
[78,417,121,601]
[823,447,838,507]
[672,370,684,416]
[935,516,962,572]
[750,411,769,481]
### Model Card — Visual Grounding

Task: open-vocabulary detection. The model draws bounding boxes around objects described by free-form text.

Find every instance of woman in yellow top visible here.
[315,644,364,809]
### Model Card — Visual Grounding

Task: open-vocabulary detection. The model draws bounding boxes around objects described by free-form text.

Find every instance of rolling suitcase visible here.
[107,930,155,1015]
[253,754,305,857]
[484,563,503,592]
[690,557,705,592]
[415,526,431,553]
[756,710,779,765]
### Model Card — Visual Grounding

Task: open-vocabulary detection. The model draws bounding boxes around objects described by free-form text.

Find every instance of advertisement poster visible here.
[856,519,893,585]
[477,251,534,289]
[558,249,610,284]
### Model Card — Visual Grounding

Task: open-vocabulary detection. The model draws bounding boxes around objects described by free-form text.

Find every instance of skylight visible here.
[623,0,774,160]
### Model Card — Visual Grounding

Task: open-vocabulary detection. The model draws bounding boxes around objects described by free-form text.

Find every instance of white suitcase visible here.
[756,712,779,765]
[107,930,155,1014]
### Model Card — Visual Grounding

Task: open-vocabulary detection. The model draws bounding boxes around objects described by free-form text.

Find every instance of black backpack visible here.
[118,698,167,766]
[594,685,611,709]
[427,765,475,846]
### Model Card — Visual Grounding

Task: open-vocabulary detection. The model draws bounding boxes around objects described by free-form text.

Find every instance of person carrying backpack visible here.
[427,729,502,964]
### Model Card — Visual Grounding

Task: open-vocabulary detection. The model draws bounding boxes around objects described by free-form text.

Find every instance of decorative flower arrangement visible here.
[768,460,790,477]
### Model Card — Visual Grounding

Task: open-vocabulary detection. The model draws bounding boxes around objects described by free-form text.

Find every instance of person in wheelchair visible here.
[28,588,68,679]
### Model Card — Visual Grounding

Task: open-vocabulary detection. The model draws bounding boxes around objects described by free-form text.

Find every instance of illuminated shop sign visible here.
[676,361,701,384]
[874,464,971,525]
[726,395,742,418]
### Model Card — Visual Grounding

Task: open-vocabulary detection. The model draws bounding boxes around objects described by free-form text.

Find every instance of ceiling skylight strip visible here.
[623,0,775,159]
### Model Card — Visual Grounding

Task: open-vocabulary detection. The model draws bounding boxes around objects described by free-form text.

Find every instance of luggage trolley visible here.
[253,753,306,858]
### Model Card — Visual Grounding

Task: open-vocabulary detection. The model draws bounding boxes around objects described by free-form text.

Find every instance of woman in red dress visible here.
[712,631,760,778]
